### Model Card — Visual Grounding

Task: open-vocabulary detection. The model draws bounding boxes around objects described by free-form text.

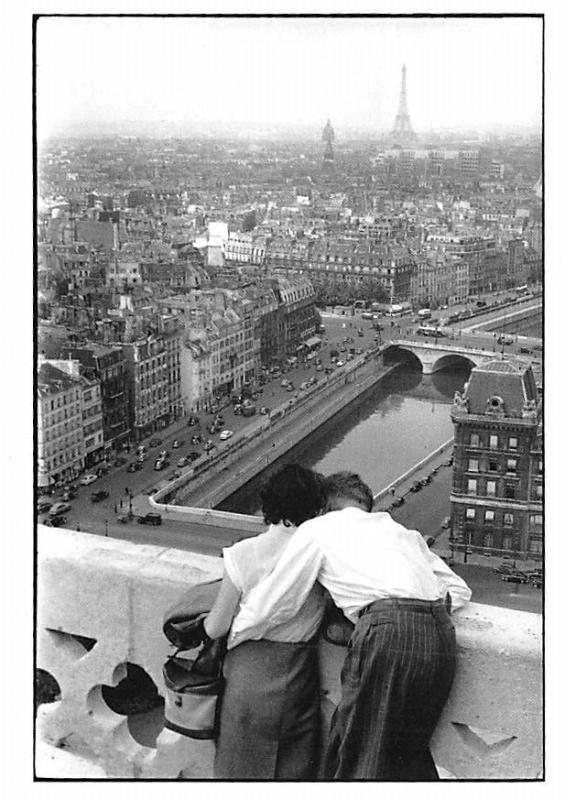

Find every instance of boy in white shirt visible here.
[229,471,472,780]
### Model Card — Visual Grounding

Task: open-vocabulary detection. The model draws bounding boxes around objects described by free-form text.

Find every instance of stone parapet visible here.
[36,526,542,779]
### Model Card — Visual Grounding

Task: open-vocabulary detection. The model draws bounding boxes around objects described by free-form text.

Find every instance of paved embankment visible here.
[150,351,396,510]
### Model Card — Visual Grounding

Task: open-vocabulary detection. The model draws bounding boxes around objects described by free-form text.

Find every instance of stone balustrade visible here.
[36,526,542,780]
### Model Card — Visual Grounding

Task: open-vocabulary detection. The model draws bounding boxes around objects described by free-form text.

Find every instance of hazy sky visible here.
[36,16,543,136]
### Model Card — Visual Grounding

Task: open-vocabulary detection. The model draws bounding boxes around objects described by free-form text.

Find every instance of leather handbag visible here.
[322,602,354,647]
[162,637,226,740]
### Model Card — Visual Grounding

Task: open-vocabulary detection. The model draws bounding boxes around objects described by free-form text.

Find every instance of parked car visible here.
[191,434,203,445]
[391,497,405,508]
[336,360,345,367]
[204,440,216,452]
[127,461,142,473]
[91,490,109,503]
[172,439,184,449]
[148,438,163,447]
[50,501,71,515]
[37,500,52,514]
[177,456,189,467]
[493,563,515,575]
[137,512,162,526]
[501,573,529,584]
[79,474,98,486]
[242,405,256,417]
[44,514,67,527]
[519,346,532,354]
[259,406,270,415]
[441,516,451,530]
[316,364,324,372]
[497,335,514,345]
[187,451,201,462]
[219,429,234,441]
[154,458,168,471]
[187,416,199,427]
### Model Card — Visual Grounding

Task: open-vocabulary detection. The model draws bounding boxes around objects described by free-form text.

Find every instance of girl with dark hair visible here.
[203,463,328,779]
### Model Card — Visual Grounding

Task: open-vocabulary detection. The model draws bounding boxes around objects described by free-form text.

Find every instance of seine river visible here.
[218,366,470,514]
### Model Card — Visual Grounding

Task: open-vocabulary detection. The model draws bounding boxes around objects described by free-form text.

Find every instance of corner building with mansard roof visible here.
[450,359,543,561]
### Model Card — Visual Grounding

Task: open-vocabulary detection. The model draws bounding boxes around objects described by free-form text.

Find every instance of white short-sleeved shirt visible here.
[223,523,326,649]
[230,508,472,649]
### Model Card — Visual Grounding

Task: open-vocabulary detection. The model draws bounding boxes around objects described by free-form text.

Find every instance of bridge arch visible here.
[431,353,478,374]
[382,344,423,371]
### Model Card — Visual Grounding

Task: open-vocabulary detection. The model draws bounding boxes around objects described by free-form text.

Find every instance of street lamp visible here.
[104,519,109,538]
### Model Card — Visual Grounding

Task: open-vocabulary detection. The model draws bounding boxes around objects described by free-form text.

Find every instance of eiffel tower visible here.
[390,65,417,144]
[322,119,336,171]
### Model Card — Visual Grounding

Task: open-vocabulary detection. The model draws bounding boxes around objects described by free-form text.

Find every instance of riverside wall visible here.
[159,350,396,510]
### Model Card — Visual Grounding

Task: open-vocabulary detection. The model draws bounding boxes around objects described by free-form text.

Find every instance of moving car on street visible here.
[91,490,110,503]
[79,474,98,486]
[137,512,162,526]
[219,429,233,440]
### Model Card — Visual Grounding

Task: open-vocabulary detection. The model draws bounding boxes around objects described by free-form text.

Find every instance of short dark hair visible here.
[325,471,374,512]
[260,464,327,527]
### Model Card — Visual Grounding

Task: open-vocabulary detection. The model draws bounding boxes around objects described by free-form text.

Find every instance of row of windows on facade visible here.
[44,391,81,411]
[463,509,543,527]
[465,478,542,500]
[82,404,102,420]
[456,530,543,555]
[43,447,83,470]
[42,420,83,441]
[41,427,83,448]
[136,357,167,372]
[468,432,539,455]
[42,405,82,427]
[468,457,519,474]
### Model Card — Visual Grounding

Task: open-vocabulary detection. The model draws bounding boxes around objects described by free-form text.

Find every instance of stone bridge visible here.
[383,339,500,375]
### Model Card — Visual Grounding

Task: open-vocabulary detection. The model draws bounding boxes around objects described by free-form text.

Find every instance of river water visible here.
[218,365,471,515]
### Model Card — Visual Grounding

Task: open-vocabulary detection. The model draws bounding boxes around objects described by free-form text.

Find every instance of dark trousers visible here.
[215,639,320,780]
[324,598,456,780]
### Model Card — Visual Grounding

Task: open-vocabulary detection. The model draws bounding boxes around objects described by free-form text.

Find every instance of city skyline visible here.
[36,15,542,139]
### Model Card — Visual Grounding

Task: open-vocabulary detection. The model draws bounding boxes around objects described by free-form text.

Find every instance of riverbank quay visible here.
[152,350,397,510]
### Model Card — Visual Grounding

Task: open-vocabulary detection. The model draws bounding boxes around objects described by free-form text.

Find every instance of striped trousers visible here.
[324,598,456,780]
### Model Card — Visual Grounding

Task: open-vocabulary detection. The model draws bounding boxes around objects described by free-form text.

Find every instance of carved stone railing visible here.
[36,526,542,779]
